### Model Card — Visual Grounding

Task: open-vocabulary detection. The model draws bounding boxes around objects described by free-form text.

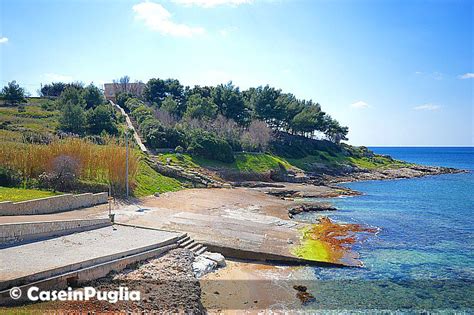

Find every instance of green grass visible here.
[349,156,411,169]
[286,151,347,171]
[0,187,61,202]
[0,100,60,141]
[157,152,293,173]
[133,160,183,197]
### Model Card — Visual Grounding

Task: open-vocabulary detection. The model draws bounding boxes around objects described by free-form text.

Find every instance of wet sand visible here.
[201,259,315,313]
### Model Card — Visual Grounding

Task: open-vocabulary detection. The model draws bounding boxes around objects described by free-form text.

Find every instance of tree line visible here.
[119,78,349,144]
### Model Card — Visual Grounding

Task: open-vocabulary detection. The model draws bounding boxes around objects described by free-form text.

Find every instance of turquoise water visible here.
[298,147,474,311]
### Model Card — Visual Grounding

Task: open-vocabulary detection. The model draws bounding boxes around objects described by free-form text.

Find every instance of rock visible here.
[293,285,316,304]
[265,189,299,198]
[192,256,218,278]
[233,182,286,188]
[154,192,160,197]
[201,252,226,267]
[288,202,337,217]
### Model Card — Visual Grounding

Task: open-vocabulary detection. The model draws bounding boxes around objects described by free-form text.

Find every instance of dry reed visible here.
[0,138,139,190]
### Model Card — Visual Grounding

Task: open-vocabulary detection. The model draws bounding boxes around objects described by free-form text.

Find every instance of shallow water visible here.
[296,147,474,311]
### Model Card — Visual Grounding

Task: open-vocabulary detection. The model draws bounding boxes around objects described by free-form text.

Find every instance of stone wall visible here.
[0,218,111,245]
[0,192,108,216]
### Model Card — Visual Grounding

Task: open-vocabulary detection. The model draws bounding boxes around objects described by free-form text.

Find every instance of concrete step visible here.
[189,243,203,253]
[184,240,197,250]
[177,235,190,245]
[180,239,194,248]
[195,246,207,256]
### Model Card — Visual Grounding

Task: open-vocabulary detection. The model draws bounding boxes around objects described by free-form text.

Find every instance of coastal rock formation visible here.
[288,202,337,218]
[293,285,316,304]
[323,165,466,183]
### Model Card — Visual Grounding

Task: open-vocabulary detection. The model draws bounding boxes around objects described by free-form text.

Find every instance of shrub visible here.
[39,155,80,191]
[123,97,142,112]
[0,167,22,187]
[175,145,184,153]
[187,130,234,163]
[131,105,154,124]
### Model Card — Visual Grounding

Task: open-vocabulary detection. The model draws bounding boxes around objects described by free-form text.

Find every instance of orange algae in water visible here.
[291,217,378,266]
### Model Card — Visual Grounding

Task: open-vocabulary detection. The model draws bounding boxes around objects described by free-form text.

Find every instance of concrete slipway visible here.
[0,224,184,305]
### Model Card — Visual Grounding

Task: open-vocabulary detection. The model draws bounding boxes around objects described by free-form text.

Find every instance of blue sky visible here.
[1,0,472,146]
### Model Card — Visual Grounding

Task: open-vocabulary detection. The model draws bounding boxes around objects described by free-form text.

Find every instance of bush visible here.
[175,145,184,153]
[141,120,186,149]
[38,155,80,191]
[131,105,154,124]
[124,98,144,113]
[0,167,22,187]
[187,130,234,163]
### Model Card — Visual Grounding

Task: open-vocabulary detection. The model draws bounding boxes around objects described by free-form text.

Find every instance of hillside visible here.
[0,92,458,200]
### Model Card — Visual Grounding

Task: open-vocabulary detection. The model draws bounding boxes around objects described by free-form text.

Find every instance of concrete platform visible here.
[0,224,183,291]
[119,206,357,267]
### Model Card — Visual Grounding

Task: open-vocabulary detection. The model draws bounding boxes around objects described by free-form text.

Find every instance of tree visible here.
[82,84,105,109]
[87,105,117,135]
[323,116,349,143]
[241,120,273,152]
[212,82,250,125]
[290,103,323,136]
[59,101,86,134]
[40,82,67,97]
[184,94,218,120]
[1,81,26,106]
[164,78,185,104]
[246,85,285,128]
[59,87,85,108]
[144,78,168,105]
[161,96,181,117]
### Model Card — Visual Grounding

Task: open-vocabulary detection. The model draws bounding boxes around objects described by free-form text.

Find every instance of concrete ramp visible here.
[0,224,184,305]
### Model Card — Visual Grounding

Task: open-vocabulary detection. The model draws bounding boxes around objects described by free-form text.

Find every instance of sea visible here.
[297,147,474,312]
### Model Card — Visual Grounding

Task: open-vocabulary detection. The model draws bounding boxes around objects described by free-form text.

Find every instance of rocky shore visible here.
[322,164,466,184]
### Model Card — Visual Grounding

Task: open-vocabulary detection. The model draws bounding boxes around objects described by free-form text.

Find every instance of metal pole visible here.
[125,130,129,199]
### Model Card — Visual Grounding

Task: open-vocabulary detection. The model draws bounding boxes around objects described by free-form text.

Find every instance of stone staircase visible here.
[177,234,207,256]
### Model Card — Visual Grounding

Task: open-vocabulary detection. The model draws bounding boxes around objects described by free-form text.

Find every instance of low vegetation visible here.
[134,160,183,197]
[0,187,61,202]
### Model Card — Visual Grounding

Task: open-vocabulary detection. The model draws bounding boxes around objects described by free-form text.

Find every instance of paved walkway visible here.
[110,100,148,153]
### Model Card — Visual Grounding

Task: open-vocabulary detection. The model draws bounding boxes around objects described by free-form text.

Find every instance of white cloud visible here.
[43,73,73,82]
[172,0,253,8]
[350,101,370,109]
[413,104,440,111]
[459,72,474,79]
[133,2,205,37]
[0,37,8,44]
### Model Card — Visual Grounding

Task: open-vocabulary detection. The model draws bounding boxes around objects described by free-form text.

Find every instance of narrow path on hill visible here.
[110,100,148,154]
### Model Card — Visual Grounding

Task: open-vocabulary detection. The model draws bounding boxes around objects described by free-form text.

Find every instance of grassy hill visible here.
[0,98,183,199]
[0,98,409,200]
